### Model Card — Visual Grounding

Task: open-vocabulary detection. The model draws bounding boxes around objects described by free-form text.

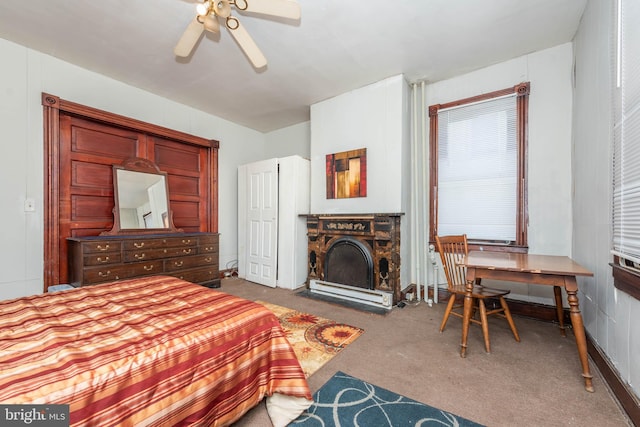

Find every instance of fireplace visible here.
[306,214,402,309]
[325,237,374,289]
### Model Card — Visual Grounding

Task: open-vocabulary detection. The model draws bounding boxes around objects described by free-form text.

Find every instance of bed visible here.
[0,275,312,426]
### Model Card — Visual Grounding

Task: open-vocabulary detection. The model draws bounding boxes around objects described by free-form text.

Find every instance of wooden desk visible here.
[462,251,595,392]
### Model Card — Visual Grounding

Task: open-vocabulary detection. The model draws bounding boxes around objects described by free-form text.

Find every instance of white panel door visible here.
[245,158,278,287]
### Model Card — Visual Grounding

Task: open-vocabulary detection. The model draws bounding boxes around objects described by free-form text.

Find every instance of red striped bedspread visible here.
[0,275,311,426]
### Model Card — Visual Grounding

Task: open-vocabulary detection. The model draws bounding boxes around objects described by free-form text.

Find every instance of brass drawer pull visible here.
[98,270,111,277]
[182,248,192,254]
[96,244,110,251]
[205,257,212,263]
[134,253,146,259]
[97,256,110,263]
[134,242,145,248]
[204,246,213,251]
[182,239,192,244]
[143,265,154,271]
[174,261,184,267]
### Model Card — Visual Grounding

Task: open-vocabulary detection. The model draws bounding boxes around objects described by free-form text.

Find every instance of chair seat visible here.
[449,284,511,299]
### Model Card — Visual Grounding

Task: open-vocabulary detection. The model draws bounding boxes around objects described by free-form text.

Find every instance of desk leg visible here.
[565,277,594,392]
[553,286,567,337]
[460,268,476,358]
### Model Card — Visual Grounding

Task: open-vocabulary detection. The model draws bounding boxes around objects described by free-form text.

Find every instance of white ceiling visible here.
[0,0,586,133]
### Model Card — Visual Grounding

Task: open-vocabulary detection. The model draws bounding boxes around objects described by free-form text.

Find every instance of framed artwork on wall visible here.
[326,148,367,199]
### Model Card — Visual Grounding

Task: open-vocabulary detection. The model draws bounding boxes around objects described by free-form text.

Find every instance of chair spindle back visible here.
[435,235,469,288]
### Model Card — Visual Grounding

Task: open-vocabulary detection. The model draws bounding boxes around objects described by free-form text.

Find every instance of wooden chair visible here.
[435,234,520,353]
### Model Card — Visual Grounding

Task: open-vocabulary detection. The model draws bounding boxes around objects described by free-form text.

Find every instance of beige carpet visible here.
[225,279,632,427]
[257,301,364,378]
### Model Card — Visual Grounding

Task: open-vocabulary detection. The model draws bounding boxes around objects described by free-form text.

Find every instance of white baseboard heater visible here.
[309,280,394,310]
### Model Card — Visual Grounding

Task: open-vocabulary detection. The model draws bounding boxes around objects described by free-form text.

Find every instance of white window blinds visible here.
[612,0,640,263]
[437,95,517,242]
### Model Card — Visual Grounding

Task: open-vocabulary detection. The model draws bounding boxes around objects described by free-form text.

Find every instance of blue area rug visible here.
[290,371,484,426]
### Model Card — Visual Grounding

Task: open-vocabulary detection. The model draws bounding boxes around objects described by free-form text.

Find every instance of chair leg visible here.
[478,299,491,353]
[439,294,457,332]
[472,298,480,319]
[500,297,520,342]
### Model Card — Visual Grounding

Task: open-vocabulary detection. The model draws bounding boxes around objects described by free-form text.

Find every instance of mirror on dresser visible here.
[101,157,181,235]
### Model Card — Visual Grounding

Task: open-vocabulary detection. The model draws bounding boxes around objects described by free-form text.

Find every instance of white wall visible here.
[310,75,409,215]
[309,75,412,289]
[573,0,639,398]
[0,37,279,300]
[425,43,575,305]
[264,122,311,160]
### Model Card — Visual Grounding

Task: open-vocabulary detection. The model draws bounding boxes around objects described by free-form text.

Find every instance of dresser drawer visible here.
[122,246,198,262]
[198,234,219,245]
[81,241,122,253]
[169,266,218,284]
[82,266,125,284]
[199,243,219,254]
[122,236,198,251]
[83,252,121,266]
[83,261,163,284]
[164,254,218,272]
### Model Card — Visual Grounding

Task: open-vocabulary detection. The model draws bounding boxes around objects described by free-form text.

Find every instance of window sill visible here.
[468,242,528,254]
[611,262,640,301]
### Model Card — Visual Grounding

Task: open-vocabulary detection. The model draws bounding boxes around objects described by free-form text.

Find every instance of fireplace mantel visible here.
[305,213,402,305]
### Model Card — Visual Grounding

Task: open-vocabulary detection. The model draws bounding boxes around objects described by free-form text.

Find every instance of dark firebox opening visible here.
[324,237,374,289]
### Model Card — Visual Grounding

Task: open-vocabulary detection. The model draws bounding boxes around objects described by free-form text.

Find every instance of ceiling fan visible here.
[174,0,301,68]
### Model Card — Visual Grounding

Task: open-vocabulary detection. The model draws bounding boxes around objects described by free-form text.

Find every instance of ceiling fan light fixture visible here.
[203,15,220,33]
[213,0,232,18]
[234,0,248,11]
[196,1,211,16]
[225,16,239,30]
[174,0,300,67]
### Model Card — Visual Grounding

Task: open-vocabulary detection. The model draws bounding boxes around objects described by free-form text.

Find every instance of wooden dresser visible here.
[68,233,220,288]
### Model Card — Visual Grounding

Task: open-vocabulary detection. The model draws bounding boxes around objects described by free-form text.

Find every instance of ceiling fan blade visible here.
[174,16,205,57]
[243,0,300,19]
[226,17,267,68]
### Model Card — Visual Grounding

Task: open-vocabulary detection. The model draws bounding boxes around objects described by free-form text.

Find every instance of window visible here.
[611,0,640,299]
[429,83,529,251]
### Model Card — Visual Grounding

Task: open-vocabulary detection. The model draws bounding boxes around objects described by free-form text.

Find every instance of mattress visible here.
[0,275,311,426]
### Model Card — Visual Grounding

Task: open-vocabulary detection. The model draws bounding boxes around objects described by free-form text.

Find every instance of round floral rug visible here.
[257,302,364,377]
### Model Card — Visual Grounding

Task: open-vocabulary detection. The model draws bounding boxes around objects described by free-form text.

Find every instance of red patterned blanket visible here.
[0,276,311,426]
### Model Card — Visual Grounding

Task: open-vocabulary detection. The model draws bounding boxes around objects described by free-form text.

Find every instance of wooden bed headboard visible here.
[42,93,219,290]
